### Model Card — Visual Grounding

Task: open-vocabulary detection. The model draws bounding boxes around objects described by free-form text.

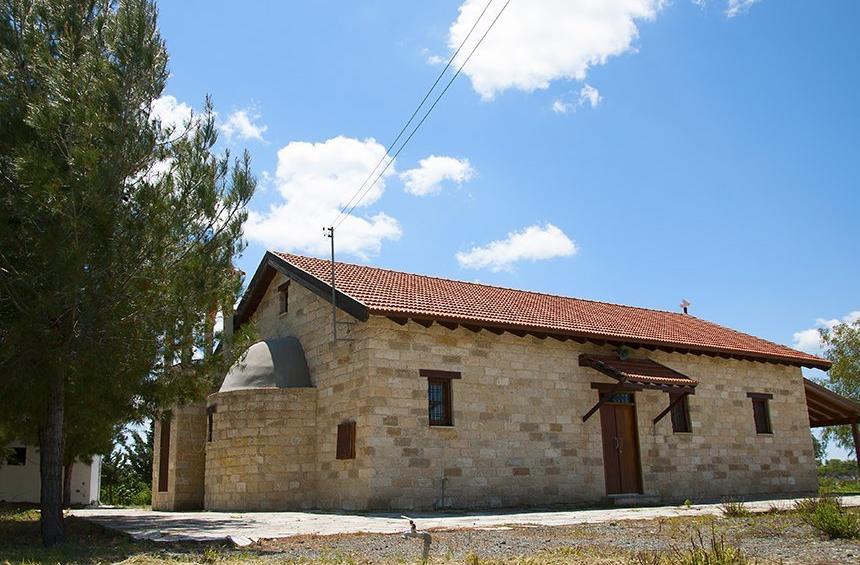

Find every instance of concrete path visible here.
[72,495,860,547]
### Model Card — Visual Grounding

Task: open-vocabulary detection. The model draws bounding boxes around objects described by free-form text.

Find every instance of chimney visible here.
[679,299,691,315]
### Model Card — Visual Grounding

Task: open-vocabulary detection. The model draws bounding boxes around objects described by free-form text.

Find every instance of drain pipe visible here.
[401,516,431,563]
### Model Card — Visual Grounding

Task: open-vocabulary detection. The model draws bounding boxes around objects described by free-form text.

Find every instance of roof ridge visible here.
[275,251,697,319]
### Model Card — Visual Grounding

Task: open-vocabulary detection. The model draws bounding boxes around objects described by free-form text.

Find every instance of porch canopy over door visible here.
[804,377,860,473]
[579,354,698,423]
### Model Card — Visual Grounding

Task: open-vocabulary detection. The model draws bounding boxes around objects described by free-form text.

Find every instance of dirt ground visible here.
[255,512,860,564]
[4,505,860,564]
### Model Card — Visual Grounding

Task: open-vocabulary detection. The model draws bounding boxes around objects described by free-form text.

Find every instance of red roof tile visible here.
[273,252,830,370]
[579,354,698,389]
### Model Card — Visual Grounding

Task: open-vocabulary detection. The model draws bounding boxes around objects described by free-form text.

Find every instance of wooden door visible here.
[599,395,643,495]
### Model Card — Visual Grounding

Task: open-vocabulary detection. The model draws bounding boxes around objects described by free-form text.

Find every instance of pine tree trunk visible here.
[39,371,65,546]
[62,462,72,508]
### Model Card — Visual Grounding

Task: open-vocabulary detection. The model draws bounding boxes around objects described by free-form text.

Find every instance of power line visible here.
[331,0,511,229]
[331,0,496,228]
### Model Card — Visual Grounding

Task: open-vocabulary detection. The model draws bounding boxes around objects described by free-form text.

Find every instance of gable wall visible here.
[355,317,817,509]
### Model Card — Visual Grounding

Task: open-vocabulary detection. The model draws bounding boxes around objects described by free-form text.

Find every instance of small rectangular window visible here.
[5,447,26,466]
[207,405,217,443]
[420,369,460,427]
[670,394,691,433]
[748,393,773,434]
[336,421,356,460]
[278,280,290,315]
[428,378,451,426]
[158,415,171,492]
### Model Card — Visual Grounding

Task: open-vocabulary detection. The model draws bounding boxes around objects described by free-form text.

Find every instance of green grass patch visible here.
[718,500,750,518]
[795,496,860,540]
[819,477,860,495]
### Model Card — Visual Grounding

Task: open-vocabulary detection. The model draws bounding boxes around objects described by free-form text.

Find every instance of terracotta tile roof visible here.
[273,252,830,369]
[579,354,698,389]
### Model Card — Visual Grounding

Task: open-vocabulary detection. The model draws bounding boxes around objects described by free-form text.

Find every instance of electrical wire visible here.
[330,0,511,229]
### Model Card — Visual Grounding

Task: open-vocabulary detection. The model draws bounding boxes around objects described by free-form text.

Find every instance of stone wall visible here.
[354,318,817,510]
[201,269,817,511]
[214,274,376,510]
[205,388,317,510]
[152,402,207,511]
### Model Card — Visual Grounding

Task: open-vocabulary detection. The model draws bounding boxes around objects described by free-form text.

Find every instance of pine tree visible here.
[0,0,255,544]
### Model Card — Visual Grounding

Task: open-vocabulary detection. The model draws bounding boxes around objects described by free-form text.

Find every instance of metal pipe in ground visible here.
[401,516,431,563]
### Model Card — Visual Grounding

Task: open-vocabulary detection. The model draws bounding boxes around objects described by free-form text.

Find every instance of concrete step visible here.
[607,493,661,507]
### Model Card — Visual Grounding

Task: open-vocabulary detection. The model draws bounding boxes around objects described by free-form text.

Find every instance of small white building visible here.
[0,444,101,506]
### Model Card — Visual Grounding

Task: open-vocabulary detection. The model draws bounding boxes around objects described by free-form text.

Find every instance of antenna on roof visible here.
[680,299,691,315]
[324,226,354,343]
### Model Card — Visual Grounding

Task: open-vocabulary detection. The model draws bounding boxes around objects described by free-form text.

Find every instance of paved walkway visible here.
[72,495,860,546]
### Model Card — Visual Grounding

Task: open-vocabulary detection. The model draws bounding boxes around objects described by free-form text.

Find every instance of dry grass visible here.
[2,503,856,565]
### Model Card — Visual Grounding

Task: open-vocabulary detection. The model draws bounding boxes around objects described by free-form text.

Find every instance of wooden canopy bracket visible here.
[652,392,690,425]
[852,421,860,476]
[582,377,627,423]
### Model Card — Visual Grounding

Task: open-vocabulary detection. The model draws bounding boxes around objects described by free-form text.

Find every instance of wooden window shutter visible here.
[157,415,171,492]
[336,421,356,460]
[752,399,772,434]
[747,392,773,434]
[670,394,691,433]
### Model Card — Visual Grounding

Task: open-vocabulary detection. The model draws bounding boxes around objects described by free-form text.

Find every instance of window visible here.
[670,394,692,433]
[336,421,356,460]
[603,392,635,404]
[747,393,773,434]
[158,414,171,492]
[420,369,461,426]
[278,280,290,315]
[207,405,217,443]
[5,447,26,466]
[428,379,451,426]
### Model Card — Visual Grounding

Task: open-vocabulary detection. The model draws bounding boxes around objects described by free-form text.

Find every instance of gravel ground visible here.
[252,513,860,564]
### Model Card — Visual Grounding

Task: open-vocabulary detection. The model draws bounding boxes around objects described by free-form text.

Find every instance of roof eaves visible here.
[368,307,833,370]
[234,252,370,331]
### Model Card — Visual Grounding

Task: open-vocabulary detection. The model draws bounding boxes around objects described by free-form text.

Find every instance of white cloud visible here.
[448,0,664,100]
[726,0,760,17]
[421,47,446,66]
[552,99,573,114]
[150,95,194,132]
[400,155,474,196]
[245,136,402,258]
[552,84,602,114]
[579,84,602,108]
[220,109,268,142]
[456,223,577,271]
[792,310,860,353]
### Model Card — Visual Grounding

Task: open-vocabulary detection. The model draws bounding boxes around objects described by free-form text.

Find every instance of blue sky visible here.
[155,1,858,456]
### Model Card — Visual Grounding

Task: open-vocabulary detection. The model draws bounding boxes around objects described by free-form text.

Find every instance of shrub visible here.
[796,496,860,539]
[720,500,749,518]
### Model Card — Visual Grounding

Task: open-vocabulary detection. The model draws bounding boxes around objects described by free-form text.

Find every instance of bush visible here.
[719,500,749,518]
[796,496,860,539]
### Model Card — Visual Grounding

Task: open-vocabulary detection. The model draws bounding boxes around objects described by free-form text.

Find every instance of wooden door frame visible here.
[598,391,644,495]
